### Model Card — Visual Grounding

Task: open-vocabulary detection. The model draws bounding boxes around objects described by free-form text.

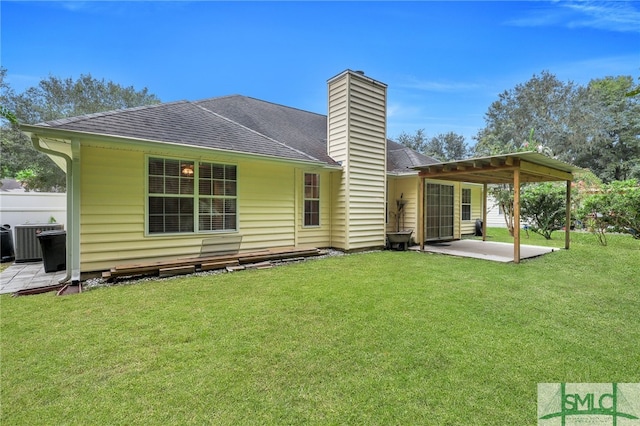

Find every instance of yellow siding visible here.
[460,184,484,235]
[79,143,333,272]
[328,76,349,249]
[388,177,487,243]
[238,162,296,250]
[327,70,387,251]
[81,146,146,269]
[386,176,419,239]
[327,78,349,162]
[387,177,488,242]
[453,181,461,239]
[330,171,347,249]
[296,169,332,248]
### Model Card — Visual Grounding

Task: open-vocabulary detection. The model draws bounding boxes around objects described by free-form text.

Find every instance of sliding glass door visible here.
[425,183,454,241]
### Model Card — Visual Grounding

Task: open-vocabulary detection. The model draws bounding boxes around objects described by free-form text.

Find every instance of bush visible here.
[520,182,569,240]
[579,179,640,245]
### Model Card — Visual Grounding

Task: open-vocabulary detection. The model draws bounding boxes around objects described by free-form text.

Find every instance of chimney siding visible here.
[327,70,387,251]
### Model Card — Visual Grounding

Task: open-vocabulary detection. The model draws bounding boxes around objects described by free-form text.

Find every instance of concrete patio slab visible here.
[418,239,559,262]
[0,262,67,295]
[0,241,558,295]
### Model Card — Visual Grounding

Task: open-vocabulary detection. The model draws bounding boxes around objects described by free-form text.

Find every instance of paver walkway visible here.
[0,262,67,295]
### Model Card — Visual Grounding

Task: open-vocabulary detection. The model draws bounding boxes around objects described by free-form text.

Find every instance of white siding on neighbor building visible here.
[0,192,67,233]
[486,195,507,228]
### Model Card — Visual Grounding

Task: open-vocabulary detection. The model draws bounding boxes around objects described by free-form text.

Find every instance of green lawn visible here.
[1,229,638,425]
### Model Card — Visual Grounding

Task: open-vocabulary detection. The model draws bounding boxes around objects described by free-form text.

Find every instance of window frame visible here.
[461,187,472,221]
[303,172,320,228]
[145,156,238,236]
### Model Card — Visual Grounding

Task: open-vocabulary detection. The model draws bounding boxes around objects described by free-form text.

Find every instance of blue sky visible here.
[2,1,639,144]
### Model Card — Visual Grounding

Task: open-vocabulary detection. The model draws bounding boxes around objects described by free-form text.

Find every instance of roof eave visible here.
[21,124,341,170]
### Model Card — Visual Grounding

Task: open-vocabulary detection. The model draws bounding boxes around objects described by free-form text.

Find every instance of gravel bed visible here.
[82,248,365,291]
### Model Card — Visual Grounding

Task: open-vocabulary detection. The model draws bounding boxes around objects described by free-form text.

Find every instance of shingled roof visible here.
[34,95,436,172]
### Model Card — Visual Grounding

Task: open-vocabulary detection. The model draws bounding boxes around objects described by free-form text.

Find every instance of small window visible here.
[462,188,472,221]
[304,173,320,227]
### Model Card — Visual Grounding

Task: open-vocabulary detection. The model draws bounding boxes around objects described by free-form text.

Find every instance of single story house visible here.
[22,69,488,282]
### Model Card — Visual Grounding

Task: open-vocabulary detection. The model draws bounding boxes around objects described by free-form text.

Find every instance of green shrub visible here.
[520,182,570,240]
[579,179,640,244]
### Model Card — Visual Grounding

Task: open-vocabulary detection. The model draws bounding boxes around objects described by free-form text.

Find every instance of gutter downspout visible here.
[30,136,80,285]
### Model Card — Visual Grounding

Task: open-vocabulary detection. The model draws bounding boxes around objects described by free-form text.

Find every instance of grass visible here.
[1,229,638,425]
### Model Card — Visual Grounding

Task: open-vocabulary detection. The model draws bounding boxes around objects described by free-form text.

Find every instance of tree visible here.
[395,129,469,161]
[578,76,640,182]
[7,73,161,124]
[579,180,640,245]
[580,180,640,238]
[474,71,640,183]
[426,132,469,161]
[395,129,428,153]
[520,183,569,240]
[489,184,516,236]
[474,71,580,157]
[1,68,161,191]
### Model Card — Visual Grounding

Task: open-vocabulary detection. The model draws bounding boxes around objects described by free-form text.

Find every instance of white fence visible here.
[0,192,67,234]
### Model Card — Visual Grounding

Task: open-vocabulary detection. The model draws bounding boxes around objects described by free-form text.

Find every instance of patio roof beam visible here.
[520,160,573,182]
[418,164,518,180]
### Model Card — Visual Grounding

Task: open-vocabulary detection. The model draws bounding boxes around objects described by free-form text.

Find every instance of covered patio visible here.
[416,239,559,263]
[414,151,580,263]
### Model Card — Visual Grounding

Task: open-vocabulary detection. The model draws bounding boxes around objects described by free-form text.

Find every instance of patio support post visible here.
[419,176,425,251]
[513,169,521,263]
[70,139,81,284]
[565,180,571,250]
[482,183,487,241]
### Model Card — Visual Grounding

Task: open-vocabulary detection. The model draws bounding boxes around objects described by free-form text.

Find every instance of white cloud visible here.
[396,77,484,93]
[506,1,640,33]
[563,1,640,32]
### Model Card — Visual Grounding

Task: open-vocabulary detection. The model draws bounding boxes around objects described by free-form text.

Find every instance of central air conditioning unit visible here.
[14,223,65,262]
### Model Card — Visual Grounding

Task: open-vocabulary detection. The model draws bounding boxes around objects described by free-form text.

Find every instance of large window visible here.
[148,157,237,234]
[304,173,320,227]
[461,188,472,221]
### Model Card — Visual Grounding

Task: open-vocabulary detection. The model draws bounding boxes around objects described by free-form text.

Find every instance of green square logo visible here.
[538,383,640,425]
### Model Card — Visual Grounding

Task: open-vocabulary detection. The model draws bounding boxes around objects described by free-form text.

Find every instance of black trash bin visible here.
[37,230,66,273]
[475,219,483,237]
[1,224,15,262]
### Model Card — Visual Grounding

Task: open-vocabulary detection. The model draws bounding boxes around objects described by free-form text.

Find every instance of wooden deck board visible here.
[104,247,321,281]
